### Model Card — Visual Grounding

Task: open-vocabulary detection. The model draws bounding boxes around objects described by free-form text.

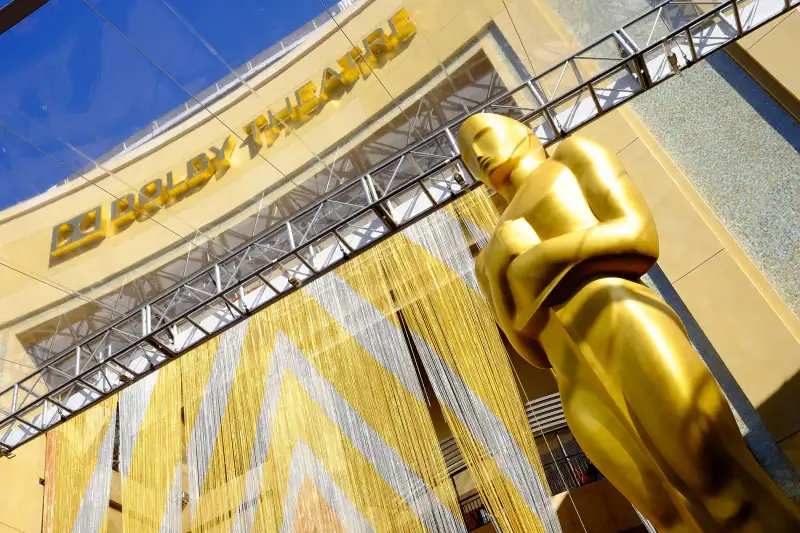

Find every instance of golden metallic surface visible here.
[458,113,800,532]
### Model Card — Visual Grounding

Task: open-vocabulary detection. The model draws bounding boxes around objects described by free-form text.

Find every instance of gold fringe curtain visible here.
[119,364,183,533]
[42,188,562,533]
[375,189,562,533]
[43,395,117,533]
[174,250,464,532]
[179,333,230,532]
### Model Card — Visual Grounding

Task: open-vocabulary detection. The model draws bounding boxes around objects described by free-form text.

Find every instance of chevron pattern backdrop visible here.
[43,189,561,533]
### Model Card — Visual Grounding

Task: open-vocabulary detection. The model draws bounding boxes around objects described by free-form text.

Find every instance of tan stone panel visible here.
[109,471,121,507]
[505,0,583,71]
[618,138,723,283]
[107,507,123,533]
[747,10,800,101]
[673,250,800,442]
[0,333,36,374]
[0,267,75,327]
[0,524,28,533]
[617,107,800,342]
[574,109,637,155]
[0,437,44,533]
[737,9,796,50]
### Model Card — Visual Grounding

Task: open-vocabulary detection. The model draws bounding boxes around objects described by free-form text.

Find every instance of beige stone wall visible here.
[729,5,800,467]
[734,7,800,120]
[0,438,44,533]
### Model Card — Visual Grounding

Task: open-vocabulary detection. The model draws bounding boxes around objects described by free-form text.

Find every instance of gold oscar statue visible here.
[457,113,800,532]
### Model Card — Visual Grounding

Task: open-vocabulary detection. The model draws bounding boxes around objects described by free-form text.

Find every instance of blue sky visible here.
[0,0,340,210]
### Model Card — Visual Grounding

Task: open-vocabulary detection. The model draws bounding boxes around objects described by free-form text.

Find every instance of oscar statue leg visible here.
[546,277,800,532]
[540,297,710,533]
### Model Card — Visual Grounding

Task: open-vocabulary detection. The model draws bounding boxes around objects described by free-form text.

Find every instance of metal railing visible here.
[2,0,796,454]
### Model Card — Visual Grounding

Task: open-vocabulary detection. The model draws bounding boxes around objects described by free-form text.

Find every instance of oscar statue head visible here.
[457,113,547,202]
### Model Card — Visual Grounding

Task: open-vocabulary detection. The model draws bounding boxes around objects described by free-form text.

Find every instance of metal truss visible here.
[15,52,500,371]
[2,0,796,454]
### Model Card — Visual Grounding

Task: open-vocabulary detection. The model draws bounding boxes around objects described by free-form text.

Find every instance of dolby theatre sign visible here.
[50,8,416,259]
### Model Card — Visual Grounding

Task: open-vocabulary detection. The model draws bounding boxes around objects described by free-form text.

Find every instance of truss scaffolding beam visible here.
[1,0,795,454]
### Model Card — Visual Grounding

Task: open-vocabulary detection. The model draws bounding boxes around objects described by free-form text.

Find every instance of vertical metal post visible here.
[74,346,81,376]
[527,79,549,106]
[686,29,698,61]
[169,325,179,347]
[213,264,222,293]
[11,385,18,413]
[360,175,375,203]
[364,174,397,229]
[141,307,149,336]
[587,84,603,114]
[617,27,653,90]
[528,81,560,141]
[285,222,296,249]
[612,30,636,57]
[569,58,584,84]
[731,0,744,35]
[363,174,380,202]
[444,127,459,155]
[237,286,248,312]
[634,52,654,89]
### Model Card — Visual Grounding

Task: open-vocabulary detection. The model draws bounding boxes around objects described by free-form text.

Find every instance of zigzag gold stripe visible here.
[252,369,424,531]
[44,396,117,533]
[238,282,463,531]
[180,334,226,531]
[194,318,279,532]
[121,363,182,533]
[374,195,561,533]
[179,252,463,532]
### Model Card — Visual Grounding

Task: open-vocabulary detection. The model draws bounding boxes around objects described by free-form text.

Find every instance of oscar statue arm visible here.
[476,219,552,368]
[507,137,659,331]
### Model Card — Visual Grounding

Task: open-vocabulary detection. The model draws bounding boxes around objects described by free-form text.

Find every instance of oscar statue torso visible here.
[458,113,800,532]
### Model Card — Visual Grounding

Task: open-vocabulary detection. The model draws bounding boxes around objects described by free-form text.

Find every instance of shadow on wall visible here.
[645,264,800,499]
[706,52,800,152]
[759,370,800,462]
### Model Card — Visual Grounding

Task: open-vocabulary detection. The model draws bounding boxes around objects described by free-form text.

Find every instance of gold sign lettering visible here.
[51,135,238,258]
[244,8,416,144]
[50,8,415,259]
[50,206,106,258]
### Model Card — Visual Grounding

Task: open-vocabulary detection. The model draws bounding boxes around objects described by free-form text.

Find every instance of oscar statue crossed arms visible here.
[457,113,800,532]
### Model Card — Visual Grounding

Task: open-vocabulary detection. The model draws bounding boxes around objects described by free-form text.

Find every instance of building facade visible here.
[0,0,798,531]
